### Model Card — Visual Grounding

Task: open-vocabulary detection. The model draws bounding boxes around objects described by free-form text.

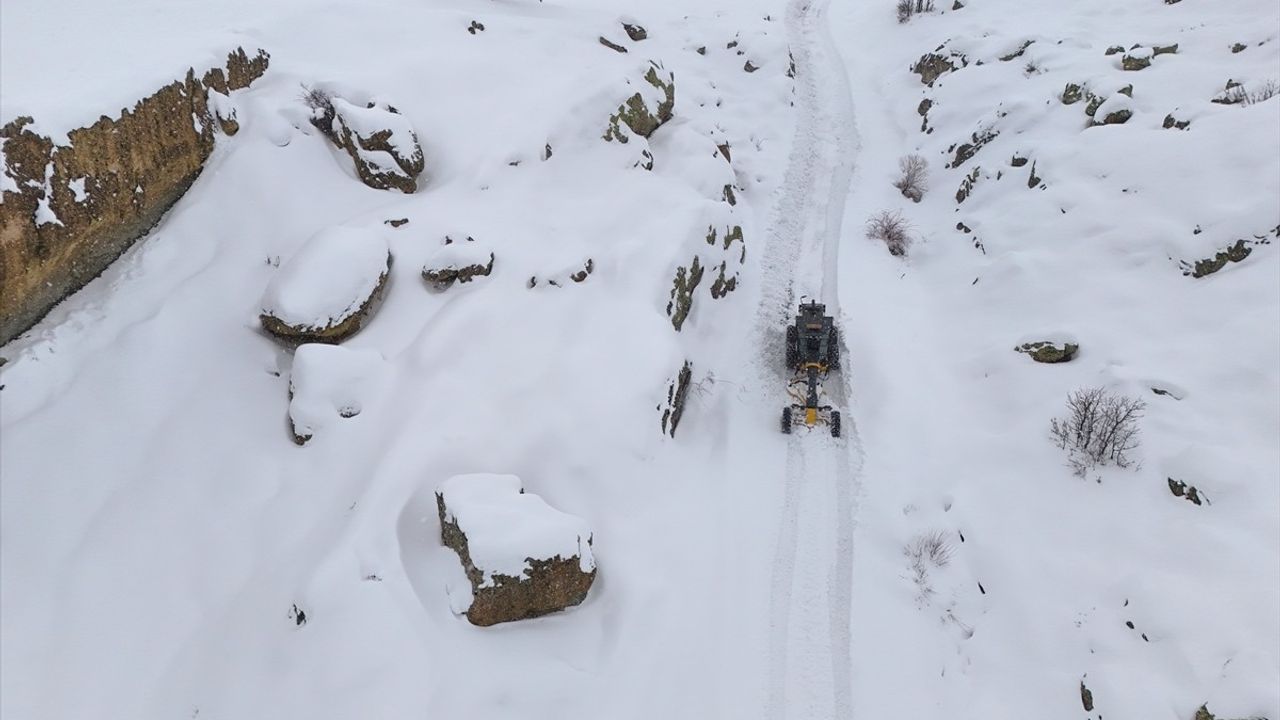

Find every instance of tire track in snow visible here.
[757,0,861,717]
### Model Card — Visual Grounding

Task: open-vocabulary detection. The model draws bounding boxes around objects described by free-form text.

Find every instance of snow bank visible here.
[287,344,387,445]
[437,474,595,585]
[260,226,390,334]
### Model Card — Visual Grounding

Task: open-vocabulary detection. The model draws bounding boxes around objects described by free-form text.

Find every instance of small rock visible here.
[385,218,409,228]
[1231,42,1247,54]
[744,60,759,73]
[1168,477,1206,506]
[622,23,647,41]
[1015,341,1078,363]
[1162,114,1191,130]
[467,20,485,34]
[422,238,495,290]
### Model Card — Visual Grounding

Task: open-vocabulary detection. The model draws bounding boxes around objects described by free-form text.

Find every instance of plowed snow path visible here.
[754,0,861,717]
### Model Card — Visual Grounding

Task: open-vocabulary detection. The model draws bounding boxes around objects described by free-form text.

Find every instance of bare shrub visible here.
[866,210,913,257]
[1247,79,1280,105]
[896,0,936,23]
[299,84,337,138]
[905,531,954,603]
[893,154,929,202]
[1049,387,1146,476]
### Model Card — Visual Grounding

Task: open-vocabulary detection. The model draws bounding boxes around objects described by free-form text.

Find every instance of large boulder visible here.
[437,474,596,626]
[260,226,391,344]
[310,93,425,193]
[287,344,386,445]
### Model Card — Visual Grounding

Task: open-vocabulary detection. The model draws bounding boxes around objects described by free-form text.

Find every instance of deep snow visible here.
[2,0,1278,718]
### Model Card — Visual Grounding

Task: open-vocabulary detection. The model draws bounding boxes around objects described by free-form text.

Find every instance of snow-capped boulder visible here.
[287,344,386,445]
[260,227,391,343]
[311,93,425,193]
[436,474,596,627]
[421,236,495,290]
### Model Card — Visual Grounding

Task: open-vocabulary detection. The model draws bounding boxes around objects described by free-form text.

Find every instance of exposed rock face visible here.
[310,95,425,193]
[1016,340,1078,363]
[0,47,270,345]
[666,255,704,331]
[437,474,596,627]
[946,127,998,168]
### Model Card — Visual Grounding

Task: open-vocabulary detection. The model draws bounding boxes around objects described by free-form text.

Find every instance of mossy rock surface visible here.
[666,256,704,331]
[1015,340,1078,363]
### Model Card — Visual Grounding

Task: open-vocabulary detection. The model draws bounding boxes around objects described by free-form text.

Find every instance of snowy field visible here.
[2,0,1277,718]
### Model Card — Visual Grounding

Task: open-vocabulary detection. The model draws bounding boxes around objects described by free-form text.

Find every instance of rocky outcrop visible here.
[666,255,704,331]
[603,62,676,143]
[437,474,596,627]
[946,127,998,168]
[1015,340,1078,363]
[308,93,425,193]
[0,47,270,345]
[912,48,968,86]
[1181,239,1252,277]
[260,226,391,344]
[422,236,495,290]
[659,361,693,437]
[1168,477,1207,506]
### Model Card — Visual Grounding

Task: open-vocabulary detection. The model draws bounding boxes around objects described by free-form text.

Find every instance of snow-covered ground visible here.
[2,0,1277,718]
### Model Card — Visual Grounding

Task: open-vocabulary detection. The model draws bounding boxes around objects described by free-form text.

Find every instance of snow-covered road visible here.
[753,0,861,717]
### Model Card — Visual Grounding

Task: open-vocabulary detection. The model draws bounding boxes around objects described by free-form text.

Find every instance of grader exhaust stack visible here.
[781,300,842,437]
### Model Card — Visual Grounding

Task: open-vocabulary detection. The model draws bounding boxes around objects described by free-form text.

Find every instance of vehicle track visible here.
[757,0,861,717]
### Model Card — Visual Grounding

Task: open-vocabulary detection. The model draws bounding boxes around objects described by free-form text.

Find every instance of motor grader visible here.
[781,300,841,437]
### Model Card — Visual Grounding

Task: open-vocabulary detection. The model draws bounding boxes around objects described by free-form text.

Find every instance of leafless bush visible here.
[1247,79,1280,105]
[1049,387,1146,476]
[299,84,337,138]
[905,531,954,604]
[866,210,913,257]
[896,0,935,23]
[893,154,929,202]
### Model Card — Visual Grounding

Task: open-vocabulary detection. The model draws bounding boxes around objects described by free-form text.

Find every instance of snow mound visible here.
[437,474,595,584]
[260,226,390,342]
[287,344,387,445]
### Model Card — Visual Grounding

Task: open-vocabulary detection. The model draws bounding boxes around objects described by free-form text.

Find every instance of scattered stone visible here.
[955,167,981,204]
[946,127,997,168]
[422,237,495,290]
[709,261,738,299]
[744,60,759,73]
[1168,477,1206,506]
[260,227,391,345]
[1163,114,1191,130]
[1080,680,1094,712]
[467,20,485,34]
[1231,42,1248,54]
[1181,239,1252,277]
[1154,43,1179,56]
[570,258,594,282]
[696,46,707,55]
[787,51,797,78]
[1015,340,1078,363]
[622,23,647,41]
[437,474,596,627]
[1027,160,1041,188]
[723,184,738,206]
[1011,154,1028,167]
[385,218,409,228]
[918,98,934,132]
[290,604,307,627]
[999,40,1034,62]
[1104,45,1126,56]
[1062,82,1085,105]
[1122,47,1154,71]
[599,36,628,53]
[952,0,964,9]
